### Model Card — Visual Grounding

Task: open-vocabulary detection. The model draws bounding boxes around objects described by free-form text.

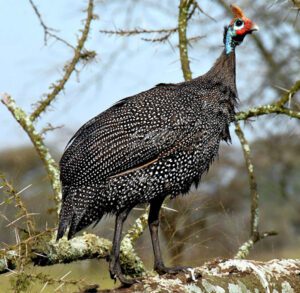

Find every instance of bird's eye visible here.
[235,19,244,27]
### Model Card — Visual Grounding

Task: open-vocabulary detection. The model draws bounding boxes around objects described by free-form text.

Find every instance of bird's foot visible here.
[109,263,140,287]
[155,264,191,275]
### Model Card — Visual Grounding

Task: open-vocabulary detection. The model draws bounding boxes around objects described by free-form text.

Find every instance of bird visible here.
[57,4,258,285]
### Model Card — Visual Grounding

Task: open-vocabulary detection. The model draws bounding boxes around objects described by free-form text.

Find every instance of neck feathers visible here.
[205,49,236,88]
[224,26,240,55]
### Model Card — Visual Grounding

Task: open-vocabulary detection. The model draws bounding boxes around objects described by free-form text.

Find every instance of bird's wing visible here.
[60,86,203,185]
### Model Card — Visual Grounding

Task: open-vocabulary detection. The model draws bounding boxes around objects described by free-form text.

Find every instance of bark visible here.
[96,259,300,293]
[0,233,145,278]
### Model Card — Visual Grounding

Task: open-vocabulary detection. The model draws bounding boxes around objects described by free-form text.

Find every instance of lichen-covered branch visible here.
[178,0,193,81]
[95,259,300,292]
[30,0,95,121]
[1,94,61,212]
[276,79,300,107]
[0,234,145,277]
[122,209,149,246]
[234,123,276,259]
[236,103,300,121]
[236,79,300,121]
[235,122,259,235]
[119,209,149,275]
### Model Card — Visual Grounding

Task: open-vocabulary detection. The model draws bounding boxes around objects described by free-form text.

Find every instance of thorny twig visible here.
[141,32,174,43]
[30,0,96,121]
[100,27,178,44]
[8,270,92,292]
[192,0,217,22]
[40,123,64,136]
[99,27,178,36]
[28,0,74,49]
[0,173,36,236]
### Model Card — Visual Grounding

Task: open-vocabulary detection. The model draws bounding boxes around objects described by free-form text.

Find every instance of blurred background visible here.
[1,0,300,291]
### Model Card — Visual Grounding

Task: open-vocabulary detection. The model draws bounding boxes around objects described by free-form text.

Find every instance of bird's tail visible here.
[56,186,104,241]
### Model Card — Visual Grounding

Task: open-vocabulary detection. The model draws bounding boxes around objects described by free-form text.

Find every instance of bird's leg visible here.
[109,208,136,286]
[149,197,190,275]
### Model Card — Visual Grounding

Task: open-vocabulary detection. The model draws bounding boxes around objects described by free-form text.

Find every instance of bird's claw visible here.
[109,266,138,286]
[187,268,196,282]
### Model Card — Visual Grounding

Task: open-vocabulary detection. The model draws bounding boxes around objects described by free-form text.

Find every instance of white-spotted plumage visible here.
[57,48,238,240]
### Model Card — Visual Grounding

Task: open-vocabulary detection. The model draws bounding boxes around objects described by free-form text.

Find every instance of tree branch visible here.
[28,0,74,49]
[30,0,95,121]
[95,259,300,292]
[234,123,277,259]
[99,27,178,36]
[178,0,193,81]
[1,233,145,277]
[0,173,36,237]
[1,94,61,214]
[236,80,300,121]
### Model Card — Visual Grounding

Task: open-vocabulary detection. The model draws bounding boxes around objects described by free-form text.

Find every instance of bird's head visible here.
[224,4,259,54]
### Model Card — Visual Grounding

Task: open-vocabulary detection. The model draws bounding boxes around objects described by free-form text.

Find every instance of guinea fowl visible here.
[57,4,258,285]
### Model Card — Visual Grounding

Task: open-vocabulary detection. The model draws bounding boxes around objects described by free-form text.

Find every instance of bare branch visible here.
[192,0,217,22]
[40,123,64,136]
[276,79,300,107]
[234,123,277,259]
[30,0,95,122]
[99,27,178,37]
[28,0,74,49]
[0,173,36,236]
[141,32,173,43]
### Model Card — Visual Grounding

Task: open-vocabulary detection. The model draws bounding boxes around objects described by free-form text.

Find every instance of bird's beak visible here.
[250,23,259,32]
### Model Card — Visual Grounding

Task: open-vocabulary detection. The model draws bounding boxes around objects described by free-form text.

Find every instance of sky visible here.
[1,0,213,151]
[1,0,296,154]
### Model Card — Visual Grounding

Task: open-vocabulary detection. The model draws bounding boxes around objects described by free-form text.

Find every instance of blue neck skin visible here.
[225,26,239,55]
